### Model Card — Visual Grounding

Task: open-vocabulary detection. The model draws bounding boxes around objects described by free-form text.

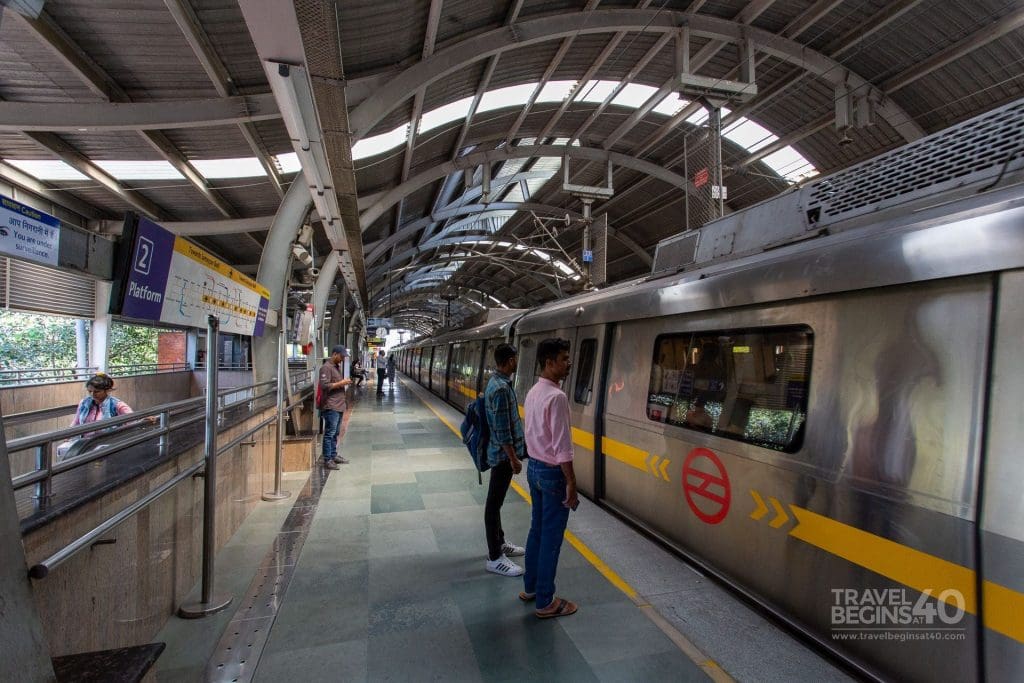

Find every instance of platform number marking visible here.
[134,236,154,275]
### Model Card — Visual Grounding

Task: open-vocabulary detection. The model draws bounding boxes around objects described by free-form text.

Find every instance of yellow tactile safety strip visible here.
[412,380,732,681]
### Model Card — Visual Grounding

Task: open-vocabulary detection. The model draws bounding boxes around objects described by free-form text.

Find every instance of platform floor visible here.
[154,375,851,682]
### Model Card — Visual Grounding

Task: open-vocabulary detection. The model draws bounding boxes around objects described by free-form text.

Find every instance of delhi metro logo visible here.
[682,448,731,524]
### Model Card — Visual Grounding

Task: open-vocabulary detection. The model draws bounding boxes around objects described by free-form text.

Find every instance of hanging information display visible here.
[0,194,60,267]
[111,213,270,336]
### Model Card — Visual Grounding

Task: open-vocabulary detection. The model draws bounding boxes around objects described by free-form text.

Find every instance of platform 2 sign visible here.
[111,213,270,336]
[0,194,60,267]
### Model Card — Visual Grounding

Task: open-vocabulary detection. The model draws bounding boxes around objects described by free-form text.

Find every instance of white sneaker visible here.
[501,541,525,557]
[485,554,524,577]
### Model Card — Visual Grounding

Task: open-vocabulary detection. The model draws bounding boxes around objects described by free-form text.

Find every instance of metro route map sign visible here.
[111,213,270,336]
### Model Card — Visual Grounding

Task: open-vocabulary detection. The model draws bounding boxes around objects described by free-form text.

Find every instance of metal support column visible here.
[262,322,290,501]
[178,315,233,618]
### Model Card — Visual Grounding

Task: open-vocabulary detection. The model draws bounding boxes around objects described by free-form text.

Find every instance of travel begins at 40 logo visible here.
[830,588,967,643]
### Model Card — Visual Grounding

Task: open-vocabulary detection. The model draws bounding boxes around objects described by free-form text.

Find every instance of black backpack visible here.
[460,396,490,484]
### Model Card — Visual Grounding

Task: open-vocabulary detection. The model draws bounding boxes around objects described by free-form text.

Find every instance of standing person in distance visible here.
[319,345,353,470]
[387,353,397,390]
[483,343,526,577]
[376,350,387,395]
[521,337,578,618]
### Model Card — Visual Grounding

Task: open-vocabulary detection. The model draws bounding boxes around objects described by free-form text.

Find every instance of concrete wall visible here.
[20,405,308,657]
[1,371,193,428]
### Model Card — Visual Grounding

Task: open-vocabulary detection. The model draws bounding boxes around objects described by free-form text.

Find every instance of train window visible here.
[573,338,597,404]
[646,325,812,453]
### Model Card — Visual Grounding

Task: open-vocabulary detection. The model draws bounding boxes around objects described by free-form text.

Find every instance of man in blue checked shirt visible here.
[483,343,527,577]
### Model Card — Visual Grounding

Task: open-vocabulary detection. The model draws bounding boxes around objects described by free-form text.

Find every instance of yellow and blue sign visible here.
[119,215,270,336]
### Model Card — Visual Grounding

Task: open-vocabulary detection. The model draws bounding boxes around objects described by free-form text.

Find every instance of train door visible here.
[564,324,606,499]
[980,269,1024,679]
[425,346,435,391]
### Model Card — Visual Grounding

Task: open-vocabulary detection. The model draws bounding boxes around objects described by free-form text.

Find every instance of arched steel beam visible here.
[349,9,923,145]
[369,260,536,306]
[252,179,313,383]
[367,236,571,299]
[372,265,549,312]
[378,290,488,318]
[366,202,581,266]
[360,145,692,231]
[0,94,280,132]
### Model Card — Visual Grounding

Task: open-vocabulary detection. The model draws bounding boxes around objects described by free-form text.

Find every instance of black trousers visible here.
[484,458,514,561]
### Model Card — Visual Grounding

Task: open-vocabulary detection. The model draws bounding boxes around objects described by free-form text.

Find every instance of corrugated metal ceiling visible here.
[0,0,1018,327]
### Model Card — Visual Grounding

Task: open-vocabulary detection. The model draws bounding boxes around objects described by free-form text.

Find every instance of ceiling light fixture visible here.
[266,61,342,239]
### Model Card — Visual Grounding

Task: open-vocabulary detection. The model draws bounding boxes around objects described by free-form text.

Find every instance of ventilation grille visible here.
[0,258,95,318]
[804,98,1024,227]
[651,231,700,274]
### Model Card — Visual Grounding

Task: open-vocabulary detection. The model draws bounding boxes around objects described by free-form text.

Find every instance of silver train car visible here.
[395,100,1024,681]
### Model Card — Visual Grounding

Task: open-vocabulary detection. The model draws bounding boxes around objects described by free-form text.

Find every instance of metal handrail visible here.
[107,362,190,376]
[3,404,78,427]
[289,369,313,393]
[27,459,206,579]
[193,362,253,371]
[0,363,191,388]
[24,393,288,581]
[8,381,278,499]
[0,367,97,386]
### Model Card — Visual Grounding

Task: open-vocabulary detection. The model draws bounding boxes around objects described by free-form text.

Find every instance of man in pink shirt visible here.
[521,337,579,619]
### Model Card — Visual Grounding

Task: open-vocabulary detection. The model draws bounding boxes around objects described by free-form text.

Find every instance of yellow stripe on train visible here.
[586,425,1024,644]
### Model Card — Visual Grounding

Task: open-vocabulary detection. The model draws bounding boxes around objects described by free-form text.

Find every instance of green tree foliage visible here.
[0,311,162,373]
[0,310,77,370]
[109,322,160,367]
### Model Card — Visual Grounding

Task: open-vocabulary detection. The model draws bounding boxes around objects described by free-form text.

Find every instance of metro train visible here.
[393,101,1024,682]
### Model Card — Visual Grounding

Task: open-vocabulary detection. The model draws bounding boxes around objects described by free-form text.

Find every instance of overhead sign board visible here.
[367,337,385,345]
[112,214,270,336]
[367,317,392,329]
[0,194,60,267]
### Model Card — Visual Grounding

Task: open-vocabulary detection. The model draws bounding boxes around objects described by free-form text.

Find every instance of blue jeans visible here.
[523,459,571,610]
[322,409,342,461]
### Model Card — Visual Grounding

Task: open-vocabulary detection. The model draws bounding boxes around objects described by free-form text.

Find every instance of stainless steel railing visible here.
[0,362,190,387]
[0,367,98,386]
[9,380,274,498]
[12,373,316,580]
[107,362,191,376]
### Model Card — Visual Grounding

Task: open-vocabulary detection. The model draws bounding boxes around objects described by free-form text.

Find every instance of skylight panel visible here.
[577,80,617,103]
[478,84,539,114]
[420,96,473,134]
[686,105,732,127]
[5,159,88,181]
[722,118,778,153]
[525,176,551,196]
[686,107,709,125]
[760,147,818,182]
[274,152,301,173]
[352,124,408,160]
[537,80,576,102]
[654,95,690,117]
[611,83,658,109]
[530,156,562,173]
[503,184,526,203]
[94,160,184,180]
[192,157,266,179]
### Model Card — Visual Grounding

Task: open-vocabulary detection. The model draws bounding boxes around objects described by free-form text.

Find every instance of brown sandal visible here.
[535,597,578,619]
[518,591,536,602]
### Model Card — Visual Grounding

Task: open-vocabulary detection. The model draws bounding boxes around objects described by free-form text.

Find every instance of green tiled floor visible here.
[251,379,709,682]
